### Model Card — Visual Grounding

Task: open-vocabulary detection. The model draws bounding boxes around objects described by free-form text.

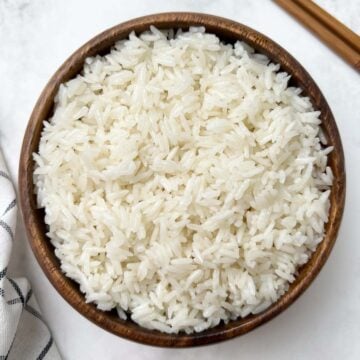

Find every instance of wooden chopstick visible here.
[294,0,360,53]
[274,0,360,71]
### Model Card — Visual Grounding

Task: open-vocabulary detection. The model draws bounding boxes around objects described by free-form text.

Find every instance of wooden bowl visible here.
[19,12,345,347]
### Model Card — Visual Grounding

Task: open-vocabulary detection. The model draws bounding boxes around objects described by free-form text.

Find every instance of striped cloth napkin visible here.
[0,150,60,359]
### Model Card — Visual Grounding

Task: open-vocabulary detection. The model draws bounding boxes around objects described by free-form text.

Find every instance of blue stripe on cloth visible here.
[36,336,53,360]
[0,267,7,281]
[25,304,44,321]
[6,298,23,305]
[0,220,14,241]
[1,332,16,360]
[0,170,11,181]
[2,199,16,216]
[24,304,54,359]
[7,278,24,305]
[25,288,33,303]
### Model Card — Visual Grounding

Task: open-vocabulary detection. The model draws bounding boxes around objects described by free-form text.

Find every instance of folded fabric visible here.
[0,149,61,360]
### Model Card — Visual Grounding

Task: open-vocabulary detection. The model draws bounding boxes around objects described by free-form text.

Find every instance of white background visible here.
[1,0,359,359]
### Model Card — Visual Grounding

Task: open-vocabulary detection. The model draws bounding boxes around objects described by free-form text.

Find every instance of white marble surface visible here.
[1,0,359,359]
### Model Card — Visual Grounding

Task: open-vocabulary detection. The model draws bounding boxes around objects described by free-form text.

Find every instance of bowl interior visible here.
[19,12,345,347]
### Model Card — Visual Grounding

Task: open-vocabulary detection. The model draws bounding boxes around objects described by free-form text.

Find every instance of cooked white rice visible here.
[33,26,333,334]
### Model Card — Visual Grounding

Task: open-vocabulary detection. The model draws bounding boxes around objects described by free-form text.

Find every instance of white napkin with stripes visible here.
[0,150,61,359]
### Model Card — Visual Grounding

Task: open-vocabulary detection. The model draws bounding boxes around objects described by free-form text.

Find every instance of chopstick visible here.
[294,0,360,53]
[274,0,360,71]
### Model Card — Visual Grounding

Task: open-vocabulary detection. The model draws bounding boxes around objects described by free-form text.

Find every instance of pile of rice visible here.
[34,27,333,334]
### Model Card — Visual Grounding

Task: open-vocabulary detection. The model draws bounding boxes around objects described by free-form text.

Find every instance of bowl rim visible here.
[19,12,346,347]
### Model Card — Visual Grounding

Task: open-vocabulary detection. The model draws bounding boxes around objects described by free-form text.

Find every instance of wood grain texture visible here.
[294,0,360,53]
[275,0,360,70]
[18,12,346,347]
